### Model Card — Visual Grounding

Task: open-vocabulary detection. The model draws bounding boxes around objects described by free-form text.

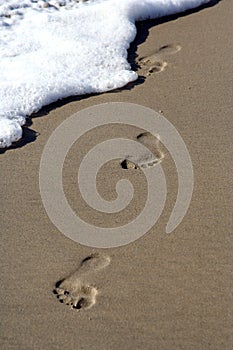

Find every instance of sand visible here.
[1,0,232,349]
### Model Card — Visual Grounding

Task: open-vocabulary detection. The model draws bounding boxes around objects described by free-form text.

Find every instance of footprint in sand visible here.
[53,253,110,310]
[138,43,181,76]
[121,132,164,170]
[155,43,182,56]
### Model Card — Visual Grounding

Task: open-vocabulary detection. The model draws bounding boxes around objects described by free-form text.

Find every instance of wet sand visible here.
[1,0,232,349]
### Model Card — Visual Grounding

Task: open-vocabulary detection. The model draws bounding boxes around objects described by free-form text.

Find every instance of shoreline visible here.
[0,0,219,149]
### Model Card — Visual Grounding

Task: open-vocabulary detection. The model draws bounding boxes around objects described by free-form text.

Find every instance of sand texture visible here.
[1,0,232,349]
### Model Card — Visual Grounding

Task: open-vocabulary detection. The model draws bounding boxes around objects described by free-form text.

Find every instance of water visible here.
[0,0,210,148]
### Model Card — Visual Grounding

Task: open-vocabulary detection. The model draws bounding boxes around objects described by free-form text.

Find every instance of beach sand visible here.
[1,0,232,349]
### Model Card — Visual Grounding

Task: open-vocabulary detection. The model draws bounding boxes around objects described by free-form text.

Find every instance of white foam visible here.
[0,0,210,148]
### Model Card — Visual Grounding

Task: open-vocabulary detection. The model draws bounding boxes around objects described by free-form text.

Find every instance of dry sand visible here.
[1,0,232,349]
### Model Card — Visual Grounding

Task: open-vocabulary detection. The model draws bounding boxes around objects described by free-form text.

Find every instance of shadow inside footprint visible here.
[121,159,138,170]
[73,298,84,310]
[156,44,181,56]
[53,279,65,294]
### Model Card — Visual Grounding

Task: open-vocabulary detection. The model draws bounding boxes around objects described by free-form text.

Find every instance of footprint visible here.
[121,132,164,169]
[137,43,181,76]
[155,44,181,56]
[53,253,110,310]
[139,57,167,76]
[147,60,167,75]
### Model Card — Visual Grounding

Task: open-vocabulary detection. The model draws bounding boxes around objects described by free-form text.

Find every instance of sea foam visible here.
[0,0,210,148]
